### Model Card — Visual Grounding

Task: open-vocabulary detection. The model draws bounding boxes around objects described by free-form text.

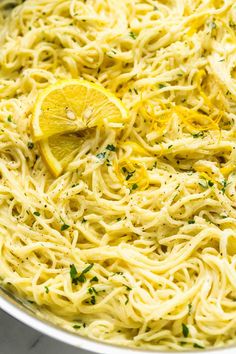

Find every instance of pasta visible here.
[0,0,236,350]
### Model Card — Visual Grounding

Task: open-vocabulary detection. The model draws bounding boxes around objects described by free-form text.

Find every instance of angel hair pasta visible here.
[0,0,236,351]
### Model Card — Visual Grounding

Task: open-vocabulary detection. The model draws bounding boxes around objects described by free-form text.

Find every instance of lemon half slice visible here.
[31,79,127,177]
[31,79,127,141]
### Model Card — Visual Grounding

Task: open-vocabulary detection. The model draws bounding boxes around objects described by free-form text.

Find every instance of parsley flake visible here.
[45,286,49,294]
[73,324,81,329]
[182,324,189,338]
[70,263,94,285]
[131,183,138,190]
[188,303,192,314]
[192,132,204,138]
[61,223,69,231]
[90,295,96,305]
[90,276,98,282]
[129,31,136,40]
[96,152,106,159]
[208,180,214,187]
[106,144,116,151]
[27,142,34,150]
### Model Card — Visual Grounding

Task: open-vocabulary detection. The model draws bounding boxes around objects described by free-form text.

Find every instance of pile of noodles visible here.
[0,0,236,350]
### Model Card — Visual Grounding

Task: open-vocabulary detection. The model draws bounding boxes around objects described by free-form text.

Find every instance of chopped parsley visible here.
[33,211,40,216]
[96,152,106,159]
[70,264,78,283]
[125,286,132,291]
[188,303,192,314]
[73,324,81,329]
[129,31,136,39]
[182,324,189,338]
[121,167,136,181]
[90,295,96,305]
[168,145,173,149]
[131,183,138,190]
[198,179,213,189]
[192,132,204,138]
[159,83,166,89]
[61,223,69,231]
[126,171,135,180]
[44,286,49,294]
[88,287,98,295]
[81,218,87,223]
[27,142,34,149]
[7,115,12,122]
[106,144,116,151]
[188,220,195,224]
[70,263,94,285]
[221,179,229,194]
[90,276,98,283]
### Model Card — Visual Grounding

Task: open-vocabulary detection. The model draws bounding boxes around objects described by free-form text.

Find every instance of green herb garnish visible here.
[90,276,98,282]
[188,303,192,314]
[106,144,116,151]
[61,223,69,231]
[96,152,106,159]
[73,324,81,329]
[33,211,40,216]
[70,263,94,285]
[88,287,98,295]
[182,324,189,338]
[45,286,49,294]
[192,132,204,138]
[129,31,136,39]
[27,142,34,150]
[221,179,229,194]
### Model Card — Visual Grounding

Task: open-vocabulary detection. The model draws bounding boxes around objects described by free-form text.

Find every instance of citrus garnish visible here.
[31,79,127,141]
[39,133,88,177]
[31,79,127,177]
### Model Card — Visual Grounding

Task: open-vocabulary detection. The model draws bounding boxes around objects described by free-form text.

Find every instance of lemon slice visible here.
[39,133,87,177]
[31,79,127,141]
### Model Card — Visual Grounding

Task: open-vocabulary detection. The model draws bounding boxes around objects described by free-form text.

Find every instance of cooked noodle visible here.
[0,0,236,350]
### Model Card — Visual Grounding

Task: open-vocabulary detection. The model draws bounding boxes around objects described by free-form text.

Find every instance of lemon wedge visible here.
[39,133,88,177]
[31,79,127,177]
[31,79,127,141]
